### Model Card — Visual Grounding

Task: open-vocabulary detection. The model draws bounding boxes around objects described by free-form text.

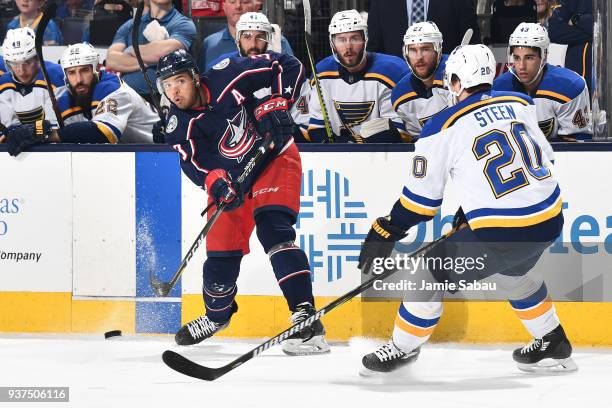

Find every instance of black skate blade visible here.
[517,357,578,374]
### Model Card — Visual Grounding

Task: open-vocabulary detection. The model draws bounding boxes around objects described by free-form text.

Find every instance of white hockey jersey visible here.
[308,52,410,142]
[391,54,449,139]
[0,61,64,127]
[393,90,560,241]
[52,71,157,143]
[493,64,592,141]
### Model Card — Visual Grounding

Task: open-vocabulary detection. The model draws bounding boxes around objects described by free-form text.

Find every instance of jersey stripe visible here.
[392,91,418,109]
[95,122,119,143]
[363,72,396,88]
[467,187,562,229]
[441,95,530,130]
[535,89,571,104]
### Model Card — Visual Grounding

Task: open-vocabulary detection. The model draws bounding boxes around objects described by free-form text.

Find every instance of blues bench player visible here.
[4,43,158,156]
[391,22,449,140]
[358,44,575,375]
[155,49,329,355]
[0,28,63,136]
[307,10,409,143]
[207,12,311,142]
[493,23,592,142]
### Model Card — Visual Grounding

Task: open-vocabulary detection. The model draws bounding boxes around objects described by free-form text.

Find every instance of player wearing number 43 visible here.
[493,23,592,142]
[359,44,576,375]
[307,10,410,143]
[154,49,329,355]
[4,43,159,156]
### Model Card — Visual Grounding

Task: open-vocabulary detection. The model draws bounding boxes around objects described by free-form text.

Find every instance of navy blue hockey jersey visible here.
[164,53,304,189]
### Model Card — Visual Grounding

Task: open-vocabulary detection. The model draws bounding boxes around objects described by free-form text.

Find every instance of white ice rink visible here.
[1,334,610,408]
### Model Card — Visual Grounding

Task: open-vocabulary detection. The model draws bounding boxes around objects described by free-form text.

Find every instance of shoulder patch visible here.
[166,115,178,133]
[213,58,230,70]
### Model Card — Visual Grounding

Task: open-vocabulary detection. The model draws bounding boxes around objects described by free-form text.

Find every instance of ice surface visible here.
[0,334,610,408]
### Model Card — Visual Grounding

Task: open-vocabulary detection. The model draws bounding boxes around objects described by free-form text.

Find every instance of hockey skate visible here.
[175,302,237,346]
[360,341,420,376]
[281,302,330,356]
[513,324,577,373]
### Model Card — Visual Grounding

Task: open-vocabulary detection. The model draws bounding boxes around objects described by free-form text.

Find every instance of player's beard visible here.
[239,44,266,57]
[338,49,365,69]
[72,76,98,109]
[413,63,436,81]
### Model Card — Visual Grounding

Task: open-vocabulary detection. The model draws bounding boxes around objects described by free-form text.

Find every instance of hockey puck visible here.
[104,330,122,339]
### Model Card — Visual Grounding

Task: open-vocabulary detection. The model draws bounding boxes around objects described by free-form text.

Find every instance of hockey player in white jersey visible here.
[493,23,592,141]
[5,43,158,156]
[0,28,64,128]
[358,45,575,375]
[307,10,410,143]
[391,22,449,140]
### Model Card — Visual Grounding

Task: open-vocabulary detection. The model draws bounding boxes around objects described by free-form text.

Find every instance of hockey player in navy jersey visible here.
[307,10,410,143]
[358,45,575,375]
[493,23,592,141]
[155,49,329,355]
[4,43,158,156]
[0,28,63,141]
[391,22,449,140]
[207,12,310,142]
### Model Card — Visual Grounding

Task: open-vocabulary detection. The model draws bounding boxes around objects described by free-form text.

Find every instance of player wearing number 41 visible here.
[4,43,159,157]
[391,22,449,140]
[359,44,576,375]
[307,10,410,143]
[154,49,329,355]
[493,23,592,142]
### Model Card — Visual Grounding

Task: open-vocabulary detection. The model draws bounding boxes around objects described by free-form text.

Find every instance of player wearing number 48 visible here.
[358,44,576,375]
[4,43,159,157]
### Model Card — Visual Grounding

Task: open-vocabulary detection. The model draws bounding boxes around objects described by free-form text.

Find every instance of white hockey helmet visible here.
[235,12,273,53]
[1,27,37,63]
[328,10,368,67]
[444,44,496,105]
[60,42,100,72]
[507,22,549,84]
[402,21,444,80]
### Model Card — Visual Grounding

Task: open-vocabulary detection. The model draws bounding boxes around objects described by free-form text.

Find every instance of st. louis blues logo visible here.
[333,101,375,128]
[218,108,259,163]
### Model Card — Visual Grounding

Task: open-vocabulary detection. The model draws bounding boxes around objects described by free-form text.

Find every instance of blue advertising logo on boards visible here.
[296,169,368,283]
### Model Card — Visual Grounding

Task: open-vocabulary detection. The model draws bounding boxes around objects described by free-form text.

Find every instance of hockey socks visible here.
[509,283,560,339]
[269,242,314,309]
[392,302,442,352]
[202,256,241,322]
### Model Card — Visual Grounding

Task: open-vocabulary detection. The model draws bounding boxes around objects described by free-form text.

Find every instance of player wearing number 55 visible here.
[358,45,575,376]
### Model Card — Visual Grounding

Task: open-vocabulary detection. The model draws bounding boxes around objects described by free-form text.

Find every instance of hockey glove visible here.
[452,206,468,230]
[152,120,166,143]
[205,169,244,211]
[254,96,294,153]
[6,120,52,157]
[358,216,407,274]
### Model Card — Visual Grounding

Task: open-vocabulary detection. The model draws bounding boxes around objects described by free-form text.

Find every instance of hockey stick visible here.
[34,2,63,128]
[303,0,334,143]
[149,138,275,297]
[162,231,453,381]
[132,0,166,126]
[460,28,474,47]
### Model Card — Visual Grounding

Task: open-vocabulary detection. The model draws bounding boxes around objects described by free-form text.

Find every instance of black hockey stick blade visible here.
[34,2,64,128]
[162,350,233,381]
[149,139,274,297]
[161,233,451,381]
